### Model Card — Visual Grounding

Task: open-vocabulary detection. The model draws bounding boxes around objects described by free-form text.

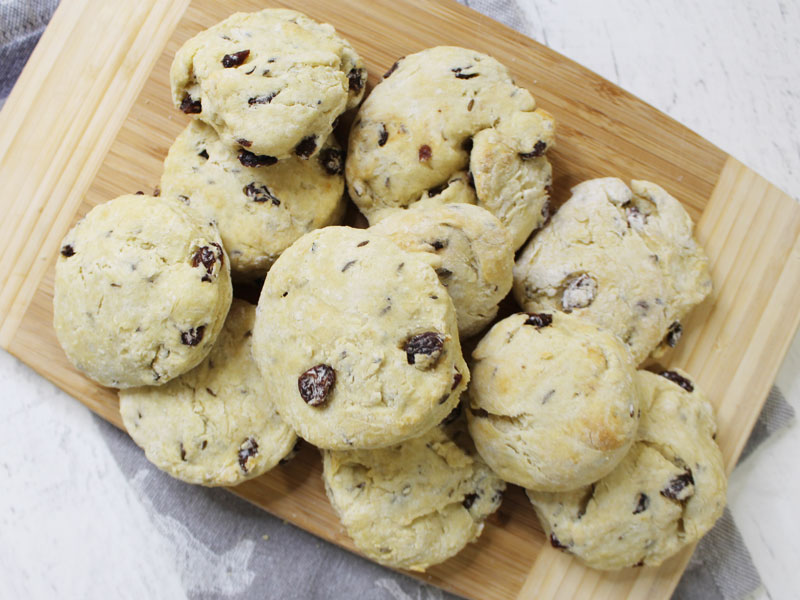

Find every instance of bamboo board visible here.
[1,1,799,598]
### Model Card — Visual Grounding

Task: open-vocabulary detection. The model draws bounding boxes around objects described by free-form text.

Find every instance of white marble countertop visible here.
[2,1,799,598]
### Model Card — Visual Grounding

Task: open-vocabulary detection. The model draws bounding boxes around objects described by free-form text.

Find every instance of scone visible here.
[171,8,366,160]
[528,368,726,570]
[370,203,513,337]
[251,226,468,450]
[346,46,554,249]
[322,416,505,571]
[467,312,639,491]
[513,178,712,363]
[160,120,346,277]
[119,300,297,486]
[53,194,232,388]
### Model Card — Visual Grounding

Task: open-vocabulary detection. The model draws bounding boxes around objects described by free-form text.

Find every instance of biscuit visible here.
[528,368,726,570]
[346,46,554,249]
[467,312,639,491]
[513,178,711,363]
[322,415,504,571]
[53,194,232,388]
[370,203,513,337]
[160,119,346,277]
[171,8,365,160]
[251,226,468,449]
[119,300,297,486]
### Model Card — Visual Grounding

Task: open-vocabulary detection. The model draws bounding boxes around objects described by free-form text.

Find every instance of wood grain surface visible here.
[1,1,798,599]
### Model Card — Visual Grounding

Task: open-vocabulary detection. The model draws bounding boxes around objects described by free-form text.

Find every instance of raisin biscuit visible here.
[119,300,297,486]
[252,226,468,450]
[467,312,639,492]
[322,415,504,571]
[528,368,726,570]
[370,203,513,338]
[346,46,554,249]
[161,120,346,277]
[54,194,232,388]
[170,9,366,160]
[513,178,711,363]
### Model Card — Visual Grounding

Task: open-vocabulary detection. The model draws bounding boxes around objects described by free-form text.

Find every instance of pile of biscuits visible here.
[52,8,726,575]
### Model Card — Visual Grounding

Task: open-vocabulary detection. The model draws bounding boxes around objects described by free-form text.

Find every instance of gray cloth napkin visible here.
[2,1,794,598]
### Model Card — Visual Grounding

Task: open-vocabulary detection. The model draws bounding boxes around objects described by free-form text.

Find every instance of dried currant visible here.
[378,124,389,147]
[661,470,695,501]
[550,533,568,550]
[60,244,75,257]
[524,313,553,329]
[633,493,649,514]
[243,182,280,205]
[198,149,209,159]
[238,149,278,167]
[295,135,317,158]
[519,140,547,159]
[347,68,365,92]
[665,322,683,347]
[318,147,345,176]
[298,364,336,407]
[418,144,432,162]
[451,67,478,79]
[660,370,694,392]
[248,92,277,105]
[191,243,223,277]
[238,437,259,472]
[462,493,479,509]
[221,49,250,68]
[179,94,201,114]
[180,326,206,346]
[404,332,444,366]
[237,138,253,147]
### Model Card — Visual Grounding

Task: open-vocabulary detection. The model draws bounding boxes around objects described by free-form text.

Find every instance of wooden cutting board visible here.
[1,0,798,598]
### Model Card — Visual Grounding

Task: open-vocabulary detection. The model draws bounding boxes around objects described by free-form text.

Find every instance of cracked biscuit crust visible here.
[53,194,232,388]
[513,178,712,363]
[170,8,366,160]
[370,203,514,338]
[119,300,297,486]
[161,120,345,278]
[322,416,505,571]
[252,226,469,450]
[346,46,554,249]
[528,368,726,570]
[467,312,639,492]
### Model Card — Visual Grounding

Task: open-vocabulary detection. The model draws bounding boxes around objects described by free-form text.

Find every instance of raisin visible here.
[519,140,547,159]
[660,370,694,392]
[248,92,277,105]
[427,181,450,197]
[298,364,336,406]
[661,469,695,500]
[60,244,75,257]
[237,138,253,147]
[467,99,474,111]
[451,372,463,390]
[561,274,597,312]
[550,533,568,550]
[383,58,402,78]
[221,49,250,68]
[180,326,205,346]
[356,240,369,247]
[295,135,317,158]
[524,313,553,328]
[347,67,365,92]
[625,203,648,229]
[180,443,186,461]
[451,67,478,79]
[198,149,209,159]
[341,260,357,272]
[665,322,682,347]
[430,239,447,250]
[237,437,259,472]
[633,493,649,514]
[633,560,646,567]
[153,186,161,197]
[179,94,201,114]
[378,124,389,147]
[318,147,345,176]
[243,182,280,205]
[191,243,223,276]
[238,149,278,167]
[418,144,432,162]
[462,493,479,509]
[404,332,444,365]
